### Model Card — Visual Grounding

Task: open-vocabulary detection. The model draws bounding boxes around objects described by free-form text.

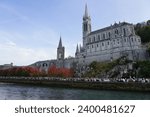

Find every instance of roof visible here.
[89,22,132,35]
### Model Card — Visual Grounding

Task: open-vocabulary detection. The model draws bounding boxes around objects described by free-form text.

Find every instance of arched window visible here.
[102,42,104,46]
[84,23,87,31]
[93,36,95,42]
[98,35,100,41]
[131,38,133,42]
[107,41,110,45]
[43,63,48,67]
[123,28,126,36]
[115,29,119,34]
[108,32,111,38]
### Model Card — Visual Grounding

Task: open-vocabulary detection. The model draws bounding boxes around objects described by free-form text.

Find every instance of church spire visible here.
[84,3,88,18]
[76,44,79,53]
[82,4,91,48]
[58,36,62,48]
[57,36,65,60]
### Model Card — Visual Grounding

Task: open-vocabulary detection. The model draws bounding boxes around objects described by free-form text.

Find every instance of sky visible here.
[0,0,150,66]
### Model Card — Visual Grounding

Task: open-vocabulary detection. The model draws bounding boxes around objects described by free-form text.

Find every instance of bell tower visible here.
[57,37,65,60]
[83,4,91,48]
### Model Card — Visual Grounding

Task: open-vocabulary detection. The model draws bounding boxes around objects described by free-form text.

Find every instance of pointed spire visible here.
[76,44,79,53]
[58,36,62,48]
[84,3,88,18]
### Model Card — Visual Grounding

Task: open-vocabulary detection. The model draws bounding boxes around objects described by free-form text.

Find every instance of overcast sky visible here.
[0,0,150,66]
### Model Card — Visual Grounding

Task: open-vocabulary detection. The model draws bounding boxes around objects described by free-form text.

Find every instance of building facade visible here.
[75,4,146,65]
[31,5,147,71]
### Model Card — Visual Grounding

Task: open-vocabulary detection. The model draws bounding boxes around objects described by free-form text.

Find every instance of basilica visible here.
[31,5,147,71]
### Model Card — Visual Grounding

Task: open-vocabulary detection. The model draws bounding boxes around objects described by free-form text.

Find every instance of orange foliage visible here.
[0,66,74,78]
[48,65,74,77]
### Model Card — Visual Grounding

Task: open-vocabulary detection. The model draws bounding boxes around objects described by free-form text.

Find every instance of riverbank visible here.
[0,77,150,92]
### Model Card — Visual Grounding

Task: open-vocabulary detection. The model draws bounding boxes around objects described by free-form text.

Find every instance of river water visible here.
[0,83,150,100]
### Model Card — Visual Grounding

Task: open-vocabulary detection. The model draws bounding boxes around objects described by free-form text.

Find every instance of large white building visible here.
[32,5,147,71]
[75,4,146,65]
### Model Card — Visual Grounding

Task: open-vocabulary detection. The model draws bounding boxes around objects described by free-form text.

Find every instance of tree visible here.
[135,25,150,43]
[147,20,150,26]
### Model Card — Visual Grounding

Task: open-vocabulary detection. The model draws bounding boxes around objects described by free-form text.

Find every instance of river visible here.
[0,83,150,100]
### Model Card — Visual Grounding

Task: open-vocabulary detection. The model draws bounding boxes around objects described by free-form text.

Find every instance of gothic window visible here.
[124,38,126,42]
[108,32,111,38]
[97,44,99,47]
[123,28,126,36]
[131,38,133,42]
[102,42,104,46]
[84,23,87,31]
[92,45,94,48]
[102,33,105,39]
[115,29,119,34]
[98,35,100,41]
[43,63,47,67]
[93,36,95,42]
[113,40,115,44]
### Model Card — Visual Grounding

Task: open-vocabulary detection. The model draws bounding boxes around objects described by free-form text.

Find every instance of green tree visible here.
[136,26,150,43]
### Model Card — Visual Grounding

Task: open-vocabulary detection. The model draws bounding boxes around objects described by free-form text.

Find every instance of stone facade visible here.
[75,4,147,65]
[31,5,147,71]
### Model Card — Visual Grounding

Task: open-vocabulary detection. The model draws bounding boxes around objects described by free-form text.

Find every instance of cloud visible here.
[6,40,16,46]
[0,29,59,66]
[0,42,56,66]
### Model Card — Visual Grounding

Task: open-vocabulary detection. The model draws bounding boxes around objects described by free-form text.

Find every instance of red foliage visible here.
[48,65,74,77]
[0,65,74,78]
[0,66,40,77]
